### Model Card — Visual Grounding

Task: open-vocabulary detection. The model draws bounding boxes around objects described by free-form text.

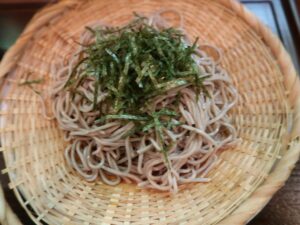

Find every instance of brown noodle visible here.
[51,11,239,193]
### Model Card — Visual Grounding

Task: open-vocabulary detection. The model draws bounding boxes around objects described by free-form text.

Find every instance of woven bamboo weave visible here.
[0,0,299,224]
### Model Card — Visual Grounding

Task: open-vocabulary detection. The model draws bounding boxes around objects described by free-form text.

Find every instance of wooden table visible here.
[0,1,299,224]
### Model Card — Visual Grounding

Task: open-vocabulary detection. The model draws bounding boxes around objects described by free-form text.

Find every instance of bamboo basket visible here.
[0,0,299,224]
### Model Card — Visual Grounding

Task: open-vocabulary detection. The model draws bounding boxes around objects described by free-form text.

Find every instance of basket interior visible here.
[0,0,290,224]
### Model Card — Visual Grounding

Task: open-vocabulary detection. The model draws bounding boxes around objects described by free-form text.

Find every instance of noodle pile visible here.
[52,11,238,193]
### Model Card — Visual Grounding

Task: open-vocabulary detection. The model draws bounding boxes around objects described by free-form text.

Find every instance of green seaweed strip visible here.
[64,14,211,161]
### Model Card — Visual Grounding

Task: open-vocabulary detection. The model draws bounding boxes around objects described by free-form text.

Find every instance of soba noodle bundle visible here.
[52,11,238,193]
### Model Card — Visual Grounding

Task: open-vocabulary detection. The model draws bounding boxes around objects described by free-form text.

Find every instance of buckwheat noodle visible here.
[51,11,239,193]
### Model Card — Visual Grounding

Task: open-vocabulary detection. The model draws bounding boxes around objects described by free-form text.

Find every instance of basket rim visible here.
[0,0,299,224]
[216,0,300,224]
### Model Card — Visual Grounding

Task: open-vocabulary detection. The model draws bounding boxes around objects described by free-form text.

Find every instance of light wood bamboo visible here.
[0,0,299,224]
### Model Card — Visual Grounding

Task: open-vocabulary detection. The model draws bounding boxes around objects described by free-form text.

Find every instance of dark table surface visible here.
[0,1,299,225]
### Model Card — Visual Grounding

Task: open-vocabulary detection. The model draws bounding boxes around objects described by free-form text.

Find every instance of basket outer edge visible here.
[0,185,22,225]
[0,0,299,224]
[0,0,78,85]
[0,2,79,225]
[217,0,300,224]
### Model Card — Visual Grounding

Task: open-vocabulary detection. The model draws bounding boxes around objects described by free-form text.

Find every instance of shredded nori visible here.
[65,15,209,160]
[19,78,44,95]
